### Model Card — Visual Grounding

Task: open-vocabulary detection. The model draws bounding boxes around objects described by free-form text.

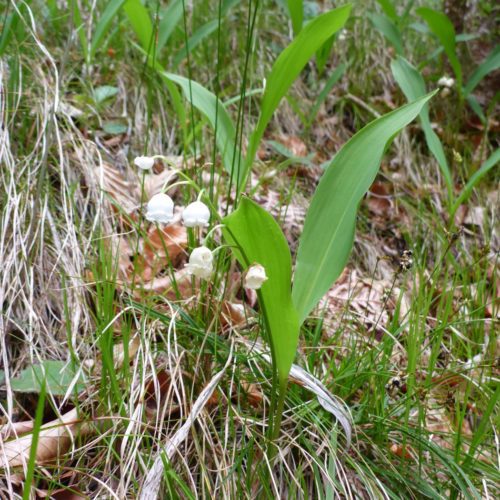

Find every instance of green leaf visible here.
[417,7,462,88]
[307,62,347,129]
[90,0,126,60]
[451,149,500,215]
[292,92,436,324]
[164,72,241,179]
[243,4,352,191]
[2,360,85,396]
[123,0,153,51]
[94,85,119,103]
[369,12,403,55]
[223,197,299,383]
[464,45,500,97]
[466,94,486,124]
[287,0,304,36]
[391,56,452,196]
[376,0,397,22]
[172,19,220,69]
[157,0,183,51]
[103,121,128,134]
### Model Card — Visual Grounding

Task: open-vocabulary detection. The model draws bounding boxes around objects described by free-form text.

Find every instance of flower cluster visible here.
[437,76,455,88]
[437,76,454,97]
[134,156,268,286]
[135,156,211,228]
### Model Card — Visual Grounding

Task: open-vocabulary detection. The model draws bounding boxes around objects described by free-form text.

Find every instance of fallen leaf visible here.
[278,135,307,157]
[94,163,139,214]
[0,420,35,441]
[219,302,246,332]
[367,181,393,217]
[239,382,263,408]
[389,443,412,460]
[135,269,192,299]
[0,409,91,470]
[144,223,188,269]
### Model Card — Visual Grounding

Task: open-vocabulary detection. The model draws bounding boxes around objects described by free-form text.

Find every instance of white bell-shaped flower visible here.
[437,76,454,88]
[182,201,211,228]
[244,264,268,290]
[185,246,213,279]
[145,193,174,224]
[134,156,155,170]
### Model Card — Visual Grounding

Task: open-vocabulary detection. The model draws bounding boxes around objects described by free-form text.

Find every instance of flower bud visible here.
[134,156,155,170]
[185,246,213,279]
[244,264,268,290]
[182,201,210,228]
[145,193,174,224]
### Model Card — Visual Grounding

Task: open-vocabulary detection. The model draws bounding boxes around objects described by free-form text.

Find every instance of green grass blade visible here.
[157,0,183,51]
[464,45,500,97]
[376,0,397,22]
[417,7,462,89]
[22,379,47,499]
[391,56,453,197]
[369,12,403,55]
[223,197,299,384]
[172,19,219,69]
[123,0,153,51]
[287,0,303,36]
[164,72,241,178]
[243,4,352,191]
[292,92,436,324]
[90,0,126,60]
[451,148,500,215]
[307,62,347,130]
[466,93,486,123]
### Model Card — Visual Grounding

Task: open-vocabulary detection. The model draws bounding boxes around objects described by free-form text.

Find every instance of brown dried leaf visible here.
[0,420,35,441]
[94,163,139,214]
[239,382,263,408]
[219,302,246,332]
[321,268,410,340]
[144,223,188,269]
[0,409,91,469]
[389,443,413,460]
[143,168,177,200]
[135,269,192,299]
[367,181,393,217]
[278,135,307,157]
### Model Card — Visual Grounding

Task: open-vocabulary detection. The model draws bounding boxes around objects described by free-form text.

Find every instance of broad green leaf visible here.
[94,85,119,103]
[287,0,304,36]
[417,7,462,88]
[243,4,352,191]
[464,45,500,96]
[451,149,500,215]
[164,72,241,178]
[391,56,452,196]
[123,0,153,51]
[223,197,299,383]
[292,92,436,323]
[1,360,85,396]
[103,121,128,134]
[369,12,403,55]
[90,0,126,59]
